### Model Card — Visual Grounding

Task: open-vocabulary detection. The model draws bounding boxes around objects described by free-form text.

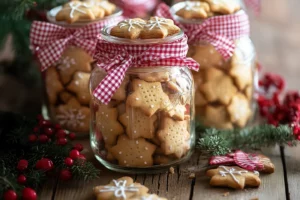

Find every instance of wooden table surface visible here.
[37,0,300,199]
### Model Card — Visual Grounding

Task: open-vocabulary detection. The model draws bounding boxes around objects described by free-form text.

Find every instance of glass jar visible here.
[90,28,195,173]
[41,4,122,136]
[171,1,256,130]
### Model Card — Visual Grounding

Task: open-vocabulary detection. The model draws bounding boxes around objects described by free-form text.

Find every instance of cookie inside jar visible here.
[90,17,198,173]
[172,1,256,130]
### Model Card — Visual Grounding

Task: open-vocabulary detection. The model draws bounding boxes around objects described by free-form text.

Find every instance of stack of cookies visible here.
[92,18,193,167]
[175,1,255,129]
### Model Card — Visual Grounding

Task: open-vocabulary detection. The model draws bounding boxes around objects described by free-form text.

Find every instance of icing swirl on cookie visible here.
[99,179,140,198]
[145,17,169,30]
[65,2,91,18]
[219,166,248,183]
[119,19,146,32]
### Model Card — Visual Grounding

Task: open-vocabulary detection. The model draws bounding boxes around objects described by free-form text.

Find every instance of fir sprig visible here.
[196,124,296,156]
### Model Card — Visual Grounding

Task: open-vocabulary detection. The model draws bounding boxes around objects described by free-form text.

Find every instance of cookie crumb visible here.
[250,198,259,200]
[223,192,229,197]
[189,173,196,179]
[169,167,175,174]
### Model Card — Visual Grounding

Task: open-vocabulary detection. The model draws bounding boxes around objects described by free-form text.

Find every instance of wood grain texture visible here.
[284,149,300,200]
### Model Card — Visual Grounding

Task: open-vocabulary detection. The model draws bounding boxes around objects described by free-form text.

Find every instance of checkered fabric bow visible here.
[155,3,250,60]
[93,35,199,104]
[30,18,123,71]
[244,0,261,15]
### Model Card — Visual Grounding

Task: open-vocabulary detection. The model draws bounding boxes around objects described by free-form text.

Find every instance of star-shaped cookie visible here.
[112,75,129,101]
[110,135,156,167]
[157,116,190,158]
[66,71,91,105]
[203,105,233,129]
[126,79,171,116]
[119,107,157,139]
[96,104,124,145]
[55,98,90,132]
[203,0,241,15]
[140,17,181,39]
[206,166,261,189]
[110,18,146,39]
[190,45,225,68]
[176,1,210,19]
[45,67,64,104]
[167,104,186,121]
[57,46,92,85]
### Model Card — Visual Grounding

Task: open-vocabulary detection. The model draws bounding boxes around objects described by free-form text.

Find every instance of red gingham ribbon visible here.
[155,3,250,60]
[93,34,199,104]
[244,0,261,15]
[30,17,123,71]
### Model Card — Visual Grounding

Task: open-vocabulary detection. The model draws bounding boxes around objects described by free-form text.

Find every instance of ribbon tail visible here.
[93,61,131,104]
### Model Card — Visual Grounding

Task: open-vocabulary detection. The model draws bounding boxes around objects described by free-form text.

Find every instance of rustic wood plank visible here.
[192,148,286,200]
[38,178,57,200]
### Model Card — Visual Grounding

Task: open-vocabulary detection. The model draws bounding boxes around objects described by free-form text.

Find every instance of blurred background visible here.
[0,0,299,117]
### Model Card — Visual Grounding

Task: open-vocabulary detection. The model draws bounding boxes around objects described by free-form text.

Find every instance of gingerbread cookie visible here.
[176,1,210,19]
[66,71,91,105]
[119,107,157,139]
[140,17,180,39]
[57,46,92,85]
[167,104,186,121]
[227,93,251,128]
[229,63,253,91]
[110,18,146,39]
[87,0,116,16]
[200,73,237,105]
[203,0,241,15]
[112,75,129,101]
[59,91,73,103]
[244,85,253,100]
[96,104,124,145]
[154,154,176,165]
[56,1,105,23]
[257,154,275,174]
[206,166,261,189]
[203,105,233,130]
[93,176,149,200]
[195,91,207,106]
[126,79,171,116]
[45,67,64,104]
[131,194,168,200]
[157,117,190,158]
[138,71,170,82]
[55,98,90,132]
[110,135,156,167]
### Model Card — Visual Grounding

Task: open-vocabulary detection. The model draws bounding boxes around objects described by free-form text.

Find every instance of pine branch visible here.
[71,161,100,182]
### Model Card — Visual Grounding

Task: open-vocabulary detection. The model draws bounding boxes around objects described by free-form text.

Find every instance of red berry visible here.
[56,129,66,138]
[68,132,76,140]
[57,138,67,145]
[28,134,37,142]
[78,154,86,162]
[3,190,17,200]
[37,114,44,121]
[39,119,52,127]
[69,149,80,159]
[54,124,61,130]
[17,159,28,171]
[17,174,27,184]
[22,188,37,200]
[64,157,74,166]
[59,169,72,181]
[73,143,83,152]
[36,158,54,171]
[39,134,48,143]
[297,135,300,141]
[44,127,54,136]
[33,126,40,133]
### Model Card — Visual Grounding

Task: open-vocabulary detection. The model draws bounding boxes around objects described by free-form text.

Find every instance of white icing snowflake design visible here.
[145,17,169,30]
[65,2,92,18]
[99,180,140,198]
[119,19,146,32]
[219,166,248,183]
[56,109,86,128]
[57,56,76,71]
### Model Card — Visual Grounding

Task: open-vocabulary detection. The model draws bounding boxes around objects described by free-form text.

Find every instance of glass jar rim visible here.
[47,6,123,27]
[101,25,184,45]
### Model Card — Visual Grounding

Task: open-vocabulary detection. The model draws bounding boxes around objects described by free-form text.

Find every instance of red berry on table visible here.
[17,159,28,171]
[68,132,76,140]
[39,119,52,127]
[39,134,48,143]
[69,149,80,159]
[59,169,72,181]
[44,127,54,136]
[73,143,83,152]
[36,158,54,171]
[56,129,66,138]
[57,138,68,145]
[33,126,40,133]
[17,174,27,184]
[64,157,74,166]
[54,124,61,130]
[78,154,86,162]
[22,188,37,200]
[3,189,17,200]
[28,134,37,142]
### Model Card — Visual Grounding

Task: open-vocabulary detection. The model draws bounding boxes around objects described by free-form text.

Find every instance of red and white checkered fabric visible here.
[30,16,123,71]
[155,3,250,60]
[244,0,261,15]
[93,34,199,104]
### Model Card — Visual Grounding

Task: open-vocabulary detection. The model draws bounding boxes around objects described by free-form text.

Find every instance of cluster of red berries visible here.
[257,73,300,139]
[3,115,87,200]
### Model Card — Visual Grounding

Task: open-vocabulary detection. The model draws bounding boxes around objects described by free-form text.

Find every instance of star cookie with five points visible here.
[176,1,211,19]
[45,67,64,104]
[110,18,146,39]
[203,0,241,15]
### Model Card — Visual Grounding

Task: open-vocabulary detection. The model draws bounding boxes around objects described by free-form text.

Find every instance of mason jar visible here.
[90,20,197,173]
[169,1,256,130]
[40,1,122,136]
